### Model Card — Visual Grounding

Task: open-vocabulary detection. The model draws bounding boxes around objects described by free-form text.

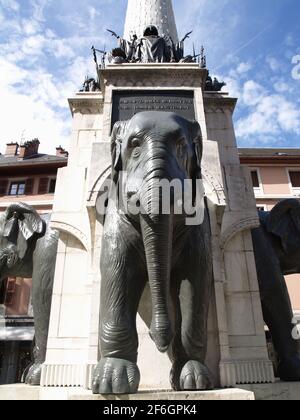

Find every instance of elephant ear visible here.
[188,119,203,180]
[266,199,300,254]
[4,203,45,259]
[111,120,128,183]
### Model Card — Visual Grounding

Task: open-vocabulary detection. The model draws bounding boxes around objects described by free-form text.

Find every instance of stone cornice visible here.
[68,93,104,116]
[204,95,238,113]
[100,65,207,89]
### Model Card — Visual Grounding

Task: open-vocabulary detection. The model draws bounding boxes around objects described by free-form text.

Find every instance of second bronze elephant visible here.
[252,199,300,381]
[0,203,58,385]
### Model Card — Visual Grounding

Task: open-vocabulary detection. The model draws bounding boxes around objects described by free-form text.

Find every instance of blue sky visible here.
[0,0,299,154]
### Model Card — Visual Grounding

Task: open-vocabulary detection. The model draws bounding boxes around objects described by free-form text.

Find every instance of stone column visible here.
[41,93,104,387]
[124,0,179,42]
[203,93,275,386]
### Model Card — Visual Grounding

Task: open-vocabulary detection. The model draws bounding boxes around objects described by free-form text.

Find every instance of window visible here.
[0,279,7,305]
[290,171,300,188]
[49,179,56,194]
[250,169,263,196]
[38,178,49,195]
[257,205,267,212]
[0,180,8,196]
[38,177,56,195]
[251,171,260,188]
[9,181,25,196]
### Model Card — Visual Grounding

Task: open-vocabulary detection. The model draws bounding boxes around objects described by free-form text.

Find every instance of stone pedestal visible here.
[0,385,255,401]
[41,64,274,390]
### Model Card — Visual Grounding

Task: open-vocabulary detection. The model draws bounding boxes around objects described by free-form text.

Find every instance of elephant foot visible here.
[92,358,140,395]
[170,361,214,391]
[25,363,42,386]
[278,356,300,381]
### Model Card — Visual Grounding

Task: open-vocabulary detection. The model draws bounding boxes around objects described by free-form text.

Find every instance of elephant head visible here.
[0,203,45,279]
[265,199,300,273]
[110,111,203,351]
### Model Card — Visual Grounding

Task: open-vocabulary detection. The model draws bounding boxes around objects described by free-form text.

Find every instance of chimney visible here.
[56,146,69,158]
[5,142,19,156]
[19,139,40,159]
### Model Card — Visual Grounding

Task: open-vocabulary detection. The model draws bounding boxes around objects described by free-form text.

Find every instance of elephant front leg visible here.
[92,238,146,395]
[25,263,54,386]
[170,279,214,391]
[170,228,214,391]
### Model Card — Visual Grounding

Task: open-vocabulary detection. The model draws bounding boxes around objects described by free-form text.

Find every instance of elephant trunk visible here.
[139,174,174,352]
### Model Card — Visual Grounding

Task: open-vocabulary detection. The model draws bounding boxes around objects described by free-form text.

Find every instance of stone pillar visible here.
[203,93,274,386]
[41,93,105,387]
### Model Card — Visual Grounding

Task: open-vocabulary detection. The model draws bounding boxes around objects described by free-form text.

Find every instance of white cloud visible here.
[237,62,252,74]
[266,56,280,72]
[242,80,266,107]
[236,93,300,140]
[273,80,293,94]
[30,0,49,22]
[89,6,101,21]
[22,18,42,35]
[0,0,19,12]
[0,57,70,154]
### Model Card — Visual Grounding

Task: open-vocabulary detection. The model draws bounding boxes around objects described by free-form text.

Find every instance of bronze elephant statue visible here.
[0,203,58,385]
[252,199,300,381]
[92,111,214,395]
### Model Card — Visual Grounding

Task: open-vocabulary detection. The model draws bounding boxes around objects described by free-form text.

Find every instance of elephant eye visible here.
[178,137,187,146]
[130,138,141,148]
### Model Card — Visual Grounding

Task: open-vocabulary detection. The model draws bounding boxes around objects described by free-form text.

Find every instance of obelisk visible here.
[124,0,179,42]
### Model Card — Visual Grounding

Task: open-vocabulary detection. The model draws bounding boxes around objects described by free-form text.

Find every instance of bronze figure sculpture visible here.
[0,203,58,385]
[107,26,195,64]
[252,199,300,381]
[92,111,213,395]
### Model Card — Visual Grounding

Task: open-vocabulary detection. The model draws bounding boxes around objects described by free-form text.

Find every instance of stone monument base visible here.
[0,385,253,400]
[1,382,300,400]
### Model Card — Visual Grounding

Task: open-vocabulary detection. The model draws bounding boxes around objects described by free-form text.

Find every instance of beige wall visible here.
[5,278,32,316]
[259,167,291,195]
[286,276,300,312]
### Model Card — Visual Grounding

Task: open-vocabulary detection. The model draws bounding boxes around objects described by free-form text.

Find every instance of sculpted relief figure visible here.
[252,199,300,381]
[108,26,194,64]
[0,203,58,385]
[92,111,214,394]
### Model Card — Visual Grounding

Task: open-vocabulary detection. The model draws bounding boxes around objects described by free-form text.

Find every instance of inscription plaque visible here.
[112,90,195,129]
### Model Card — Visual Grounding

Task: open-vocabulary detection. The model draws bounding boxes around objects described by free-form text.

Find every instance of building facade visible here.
[0,140,299,384]
[240,148,300,319]
[0,140,68,384]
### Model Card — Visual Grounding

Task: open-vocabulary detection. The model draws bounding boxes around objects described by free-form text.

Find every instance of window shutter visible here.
[290,172,300,188]
[251,171,260,188]
[25,178,34,195]
[0,179,9,196]
[38,178,49,195]
[0,279,8,305]
[5,278,16,306]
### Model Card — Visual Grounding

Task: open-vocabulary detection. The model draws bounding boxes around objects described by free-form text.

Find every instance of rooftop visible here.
[239,148,300,157]
[0,153,68,168]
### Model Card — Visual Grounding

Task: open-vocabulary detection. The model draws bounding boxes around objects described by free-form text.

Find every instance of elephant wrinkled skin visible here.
[93,111,213,395]
[252,199,300,381]
[0,203,58,385]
